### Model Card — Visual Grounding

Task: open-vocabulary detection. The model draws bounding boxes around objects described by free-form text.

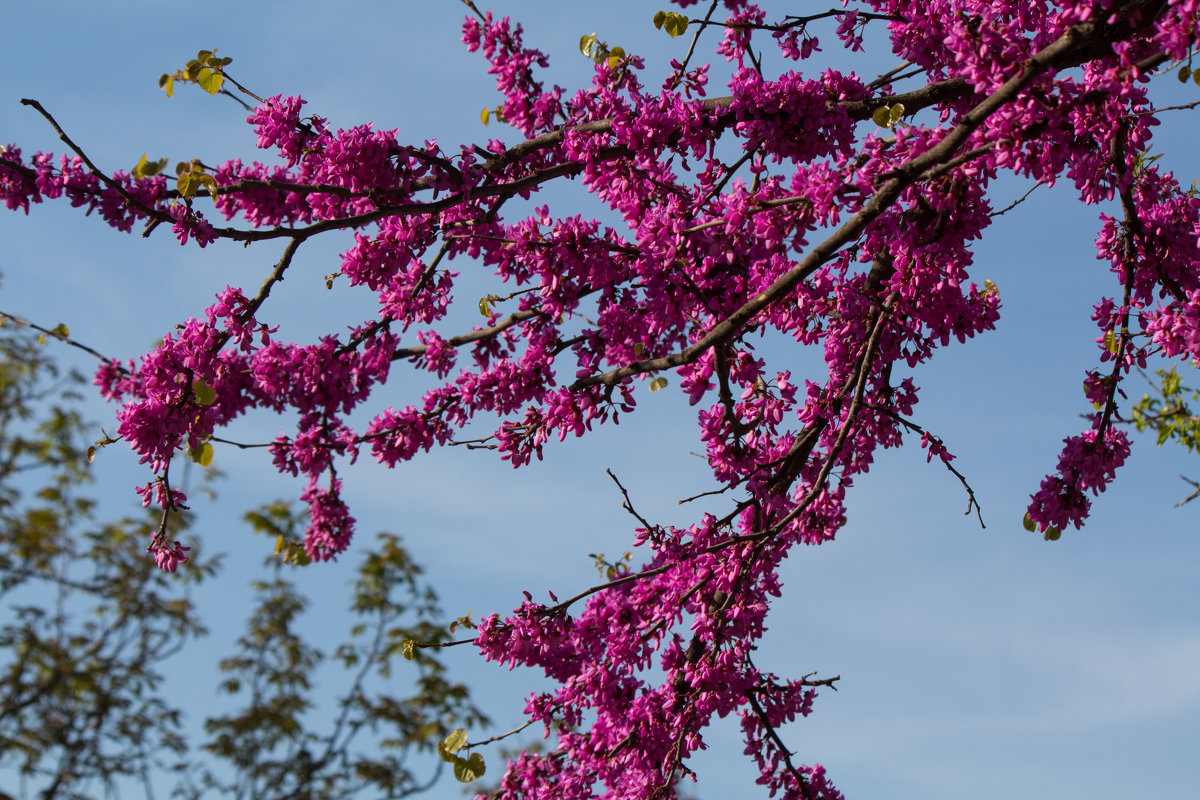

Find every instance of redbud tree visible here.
[3,1,1200,797]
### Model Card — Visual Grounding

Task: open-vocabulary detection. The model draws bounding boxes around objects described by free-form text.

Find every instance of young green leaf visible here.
[442,727,468,755]
[579,33,599,59]
[196,67,224,95]
[192,377,217,406]
[453,753,486,783]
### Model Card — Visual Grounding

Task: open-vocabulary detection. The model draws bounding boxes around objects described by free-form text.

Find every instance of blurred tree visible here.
[0,320,486,800]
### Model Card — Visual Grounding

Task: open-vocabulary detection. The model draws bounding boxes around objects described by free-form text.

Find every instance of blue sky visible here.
[2,3,1198,799]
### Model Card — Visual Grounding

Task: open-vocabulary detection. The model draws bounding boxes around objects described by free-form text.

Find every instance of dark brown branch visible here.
[606,468,656,534]
[866,403,986,527]
[466,719,536,750]
[1175,475,1200,507]
[990,181,1044,217]
[0,310,117,365]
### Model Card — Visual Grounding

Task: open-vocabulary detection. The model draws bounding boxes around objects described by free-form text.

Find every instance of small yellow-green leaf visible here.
[872,106,891,127]
[478,297,490,317]
[196,67,224,95]
[442,728,468,755]
[198,441,214,467]
[185,60,203,80]
[453,753,486,783]
[633,342,645,356]
[653,10,667,29]
[1179,64,1192,83]
[192,377,217,406]
[648,376,668,393]
[1104,330,1118,354]
[1192,69,1200,87]
[481,107,490,125]
[177,172,197,198]
[580,33,598,59]
[606,46,626,69]
[50,323,69,339]
[401,639,416,660]
[888,103,906,126]
[275,534,284,554]
[983,278,997,294]
[1022,512,1036,533]
[1043,526,1061,541]
[196,49,214,64]
[666,14,689,37]
[196,173,220,199]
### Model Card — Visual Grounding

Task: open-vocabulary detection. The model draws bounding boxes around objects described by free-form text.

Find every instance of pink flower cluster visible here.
[7,0,1200,795]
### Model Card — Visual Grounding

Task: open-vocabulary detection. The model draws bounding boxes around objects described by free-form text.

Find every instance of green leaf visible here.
[441,728,468,756]
[1043,526,1061,542]
[481,107,490,125]
[196,173,220,199]
[648,377,668,393]
[192,377,217,406]
[1022,513,1036,533]
[579,33,598,59]
[177,172,197,198]
[605,46,626,69]
[197,442,214,467]
[453,753,486,783]
[1193,69,1200,87]
[401,639,416,660]
[1179,64,1192,83]
[1104,330,1118,354]
[888,103,906,126]
[196,67,224,95]
[653,10,667,29]
[872,106,891,127]
[665,14,689,37]
[633,342,645,356]
[133,155,167,179]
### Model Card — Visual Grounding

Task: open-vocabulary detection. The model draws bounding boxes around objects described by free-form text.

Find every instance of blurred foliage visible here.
[0,323,486,800]
[1131,366,1200,452]
[1130,365,1200,504]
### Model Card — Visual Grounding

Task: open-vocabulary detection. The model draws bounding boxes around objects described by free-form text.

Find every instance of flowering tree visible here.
[3,0,1200,797]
